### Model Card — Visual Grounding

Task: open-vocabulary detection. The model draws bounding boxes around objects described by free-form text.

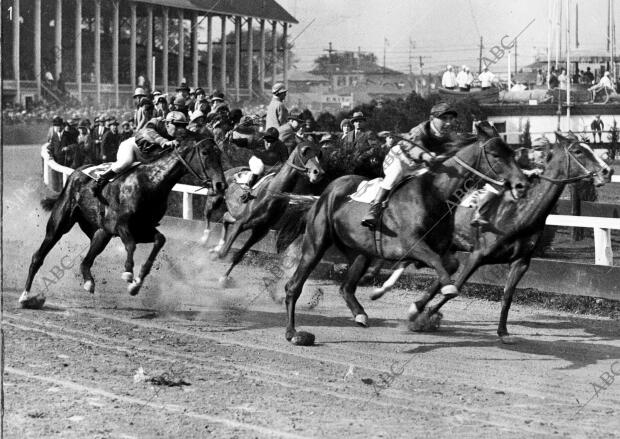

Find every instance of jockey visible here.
[93,111,188,201]
[361,102,457,229]
[240,127,289,202]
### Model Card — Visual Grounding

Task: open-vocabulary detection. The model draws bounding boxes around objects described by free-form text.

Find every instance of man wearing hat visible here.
[192,87,211,116]
[154,94,169,118]
[93,111,189,202]
[120,120,133,142]
[208,91,226,115]
[241,127,289,202]
[278,110,303,154]
[74,119,96,167]
[135,97,154,131]
[361,102,457,229]
[90,115,108,162]
[46,115,64,164]
[58,115,80,167]
[344,111,378,152]
[266,82,289,129]
[133,87,147,108]
[101,119,121,162]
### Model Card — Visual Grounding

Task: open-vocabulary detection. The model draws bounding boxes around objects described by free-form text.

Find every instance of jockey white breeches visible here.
[249,156,264,175]
[110,137,139,173]
[380,154,405,190]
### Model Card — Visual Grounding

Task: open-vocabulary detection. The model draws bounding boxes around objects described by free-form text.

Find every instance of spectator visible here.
[591,115,604,143]
[479,66,495,90]
[344,111,379,153]
[558,69,568,90]
[548,68,559,89]
[119,120,133,142]
[536,69,544,86]
[59,115,80,167]
[90,115,108,161]
[589,71,615,101]
[583,67,595,84]
[340,118,352,141]
[135,98,154,132]
[101,119,121,162]
[441,65,457,89]
[208,91,226,116]
[191,87,211,116]
[154,94,168,118]
[46,115,64,162]
[74,119,96,167]
[266,82,289,129]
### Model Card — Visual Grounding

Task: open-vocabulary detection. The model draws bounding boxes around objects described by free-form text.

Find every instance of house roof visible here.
[138,0,298,23]
[287,70,330,83]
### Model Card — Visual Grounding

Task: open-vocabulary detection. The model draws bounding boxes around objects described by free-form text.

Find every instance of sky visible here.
[277,0,620,74]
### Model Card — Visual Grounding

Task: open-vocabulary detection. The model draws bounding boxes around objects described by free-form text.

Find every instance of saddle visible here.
[232,169,274,188]
[81,162,141,181]
[349,169,429,204]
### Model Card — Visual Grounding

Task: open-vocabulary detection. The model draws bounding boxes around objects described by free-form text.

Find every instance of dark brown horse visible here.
[210,142,324,284]
[19,137,226,309]
[283,127,529,344]
[411,134,611,342]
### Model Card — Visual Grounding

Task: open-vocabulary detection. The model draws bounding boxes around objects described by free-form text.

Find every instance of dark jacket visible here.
[57,126,79,167]
[253,140,289,167]
[135,117,175,152]
[343,129,379,153]
[101,130,122,162]
[90,124,108,160]
[278,122,300,154]
[400,120,454,162]
[73,134,97,167]
[46,128,63,164]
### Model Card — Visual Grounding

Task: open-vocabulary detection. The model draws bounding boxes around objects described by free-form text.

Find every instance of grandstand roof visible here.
[138,0,298,23]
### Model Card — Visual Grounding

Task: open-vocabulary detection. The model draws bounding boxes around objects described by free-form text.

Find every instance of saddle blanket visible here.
[350,178,384,204]
[82,162,141,181]
[233,170,274,188]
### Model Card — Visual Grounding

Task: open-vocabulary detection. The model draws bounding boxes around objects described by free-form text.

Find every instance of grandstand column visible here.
[34,0,41,99]
[112,0,119,106]
[234,16,241,101]
[55,0,62,80]
[271,21,277,87]
[94,0,101,105]
[221,16,227,92]
[178,9,185,84]
[259,19,265,95]
[130,2,137,94]
[191,12,198,87]
[247,18,253,98]
[147,5,153,90]
[282,22,288,89]
[75,0,82,103]
[207,15,213,91]
[162,7,169,94]
[13,0,20,104]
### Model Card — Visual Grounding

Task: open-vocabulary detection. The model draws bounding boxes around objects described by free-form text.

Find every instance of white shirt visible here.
[598,76,614,89]
[456,70,471,88]
[479,71,495,88]
[441,70,457,88]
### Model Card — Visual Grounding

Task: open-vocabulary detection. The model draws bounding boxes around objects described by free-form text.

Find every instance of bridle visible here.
[451,138,508,187]
[536,141,597,184]
[285,145,318,176]
[172,139,216,188]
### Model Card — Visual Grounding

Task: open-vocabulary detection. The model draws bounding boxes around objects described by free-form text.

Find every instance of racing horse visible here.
[283,124,529,344]
[19,137,227,309]
[407,133,611,342]
[208,141,324,284]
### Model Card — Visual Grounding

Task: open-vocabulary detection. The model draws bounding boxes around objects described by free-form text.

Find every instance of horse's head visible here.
[454,122,528,199]
[552,132,612,186]
[289,142,325,184]
[177,137,227,195]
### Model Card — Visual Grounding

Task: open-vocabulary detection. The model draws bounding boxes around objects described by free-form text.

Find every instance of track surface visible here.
[2,145,620,438]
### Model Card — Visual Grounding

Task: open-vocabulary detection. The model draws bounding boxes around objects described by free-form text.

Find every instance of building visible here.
[2,0,297,107]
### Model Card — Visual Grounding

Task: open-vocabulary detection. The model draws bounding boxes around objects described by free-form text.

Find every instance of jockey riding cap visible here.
[272,82,287,95]
[133,87,147,98]
[430,102,458,118]
[287,110,303,123]
[263,127,280,142]
[52,116,64,126]
[165,111,189,126]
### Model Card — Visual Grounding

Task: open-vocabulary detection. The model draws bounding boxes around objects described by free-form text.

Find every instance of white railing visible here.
[41,145,202,220]
[40,145,620,266]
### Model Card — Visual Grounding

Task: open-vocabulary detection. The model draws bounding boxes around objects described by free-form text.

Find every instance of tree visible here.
[312,51,378,74]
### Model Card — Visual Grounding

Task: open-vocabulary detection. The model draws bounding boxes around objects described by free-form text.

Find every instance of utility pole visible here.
[418,56,430,74]
[383,37,387,78]
[478,36,483,74]
[324,42,335,90]
[514,39,518,76]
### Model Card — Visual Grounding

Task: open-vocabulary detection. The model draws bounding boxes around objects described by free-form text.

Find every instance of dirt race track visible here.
[2,145,620,438]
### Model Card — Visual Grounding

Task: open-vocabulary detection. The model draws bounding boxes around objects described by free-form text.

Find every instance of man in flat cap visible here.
[361,102,458,229]
[266,82,289,129]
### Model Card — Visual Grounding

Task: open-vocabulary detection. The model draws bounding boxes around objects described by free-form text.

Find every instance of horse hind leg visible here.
[116,221,137,285]
[339,254,372,327]
[128,230,166,296]
[20,197,77,308]
[80,229,112,294]
[219,226,269,287]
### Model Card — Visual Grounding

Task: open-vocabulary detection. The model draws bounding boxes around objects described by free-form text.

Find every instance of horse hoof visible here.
[127,278,142,296]
[121,272,134,283]
[83,280,95,294]
[428,312,443,331]
[407,303,420,322]
[291,331,315,346]
[355,314,369,327]
[218,276,232,288]
[440,284,459,299]
[500,335,516,345]
[408,311,430,332]
[19,291,46,309]
[371,287,388,301]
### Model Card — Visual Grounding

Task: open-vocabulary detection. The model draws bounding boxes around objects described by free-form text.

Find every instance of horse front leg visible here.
[117,222,137,286]
[339,254,372,327]
[80,229,112,294]
[128,230,166,296]
[497,257,531,343]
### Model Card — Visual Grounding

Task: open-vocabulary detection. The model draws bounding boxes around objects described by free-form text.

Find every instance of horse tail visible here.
[41,195,60,211]
[275,195,318,253]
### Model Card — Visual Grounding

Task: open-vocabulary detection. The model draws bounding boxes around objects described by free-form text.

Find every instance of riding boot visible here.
[361,188,390,229]
[93,169,117,205]
[240,173,259,203]
[471,190,498,227]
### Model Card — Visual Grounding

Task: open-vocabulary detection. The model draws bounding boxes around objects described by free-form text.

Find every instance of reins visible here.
[173,140,214,187]
[451,138,507,187]
[536,142,595,184]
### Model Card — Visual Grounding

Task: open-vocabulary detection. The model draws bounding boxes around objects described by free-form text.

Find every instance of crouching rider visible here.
[93,111,188,201]
[361,103,458,229]
[241,127,289,202]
